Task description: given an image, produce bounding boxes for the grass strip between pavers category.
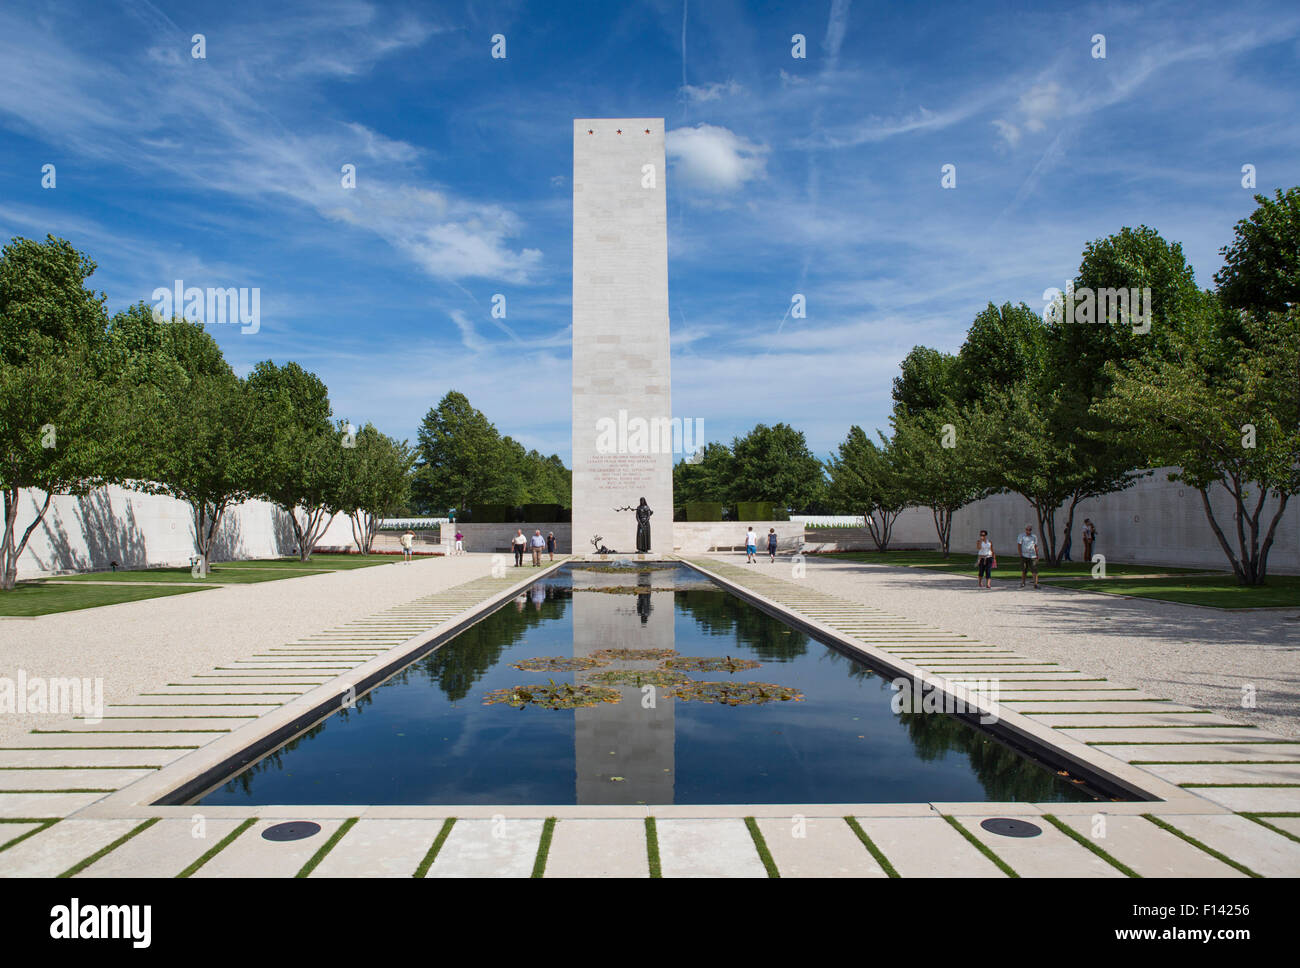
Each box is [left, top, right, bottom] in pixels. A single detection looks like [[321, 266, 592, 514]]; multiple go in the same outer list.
[[58, 818, 160, 878], [1041, 814, 1140, 877], [0, 818, 59, 854], [744, 817, 780, 878], [843, 817, 899, 878], [296, 817, 357, 878], [1241, 814, 1300, 846], [1141, 814, 1261, 878], [531, 817, 557, 878], [645, 817, 661, 878], [177, 817, 256, 878], [414, 818, 456, 878], [942, 815, 1018, 877]]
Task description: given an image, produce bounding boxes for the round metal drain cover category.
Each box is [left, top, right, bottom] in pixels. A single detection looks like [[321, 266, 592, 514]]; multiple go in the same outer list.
[[262, 821, 322, 842], [980, 818, 1042, 838]]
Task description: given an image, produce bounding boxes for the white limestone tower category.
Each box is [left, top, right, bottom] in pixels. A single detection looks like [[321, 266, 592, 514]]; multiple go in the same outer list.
[[571, 118, 674, 556]]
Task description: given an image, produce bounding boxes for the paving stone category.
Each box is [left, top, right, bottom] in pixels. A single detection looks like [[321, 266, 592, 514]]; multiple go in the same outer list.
[[309, 819, 447, 877], [52, 718, 252, 732], [1097, 744, 1300, 763], [0, 822, 45, 850], [1258, 817, 1300, 839], [656, 819, 767, 878], [544, 819, 648, 878], [0, 769, 152, 791], [76, 817, 244, 878], [1004, 702, 1190, 714], [425, 819, 543, 878], [852, 817, 1005, 877], [1064, 727, 1271, 744], [1142, 763, 1300, 785], [961, 815, 1124, 877], [2, 733, 212, 748], [1156, 814, 1300, 877], [755, 817, 886, 878], [0, 792, 108, 818], [192, 818, 345, 878], [0, 818, 139, 876], [1054, 814, 1245, 878], [0, 748, 183, 768], [1183, 787, 1300, 812], [1031, 713, 1235, 728]]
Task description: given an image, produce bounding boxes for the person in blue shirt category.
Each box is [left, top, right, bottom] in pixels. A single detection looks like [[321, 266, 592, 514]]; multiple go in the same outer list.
[[767, 528, 778, 563]]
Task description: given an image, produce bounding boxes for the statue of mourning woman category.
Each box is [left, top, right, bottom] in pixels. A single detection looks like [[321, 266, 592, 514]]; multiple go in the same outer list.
[[614, 498, 653, 553]]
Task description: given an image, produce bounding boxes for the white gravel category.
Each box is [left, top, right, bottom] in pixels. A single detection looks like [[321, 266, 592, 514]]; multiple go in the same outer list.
[[705, 553, 1300, 739]]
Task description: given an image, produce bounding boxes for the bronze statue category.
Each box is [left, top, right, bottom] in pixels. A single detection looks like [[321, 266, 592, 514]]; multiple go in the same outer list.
[[614, 498, 653, 552]]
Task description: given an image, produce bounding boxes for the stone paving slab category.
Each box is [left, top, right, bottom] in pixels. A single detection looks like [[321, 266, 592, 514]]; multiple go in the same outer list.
[[2, 733, 212, 748], [1182, 787, 1300, 812], [656, 819, 768, 877], [1157, 814, 1300, 877], [755, 817, 887, 878], [1005, 701, 1192, 714], [1029, 713, 1234, 728], [51, 718, 255, 732], [1053, 814, 1246, 878], [425, 819, 543, 878], [1141, 763, 1300, 785], [544, 819, 648, 878], [1259, 817, 1300, 839], [192, 818, 346, 878], [0, 792, 108, 818], [0, 769, 153, 791], [1062, 727, 1269, 744], [852, 817, 1006, 877], [0, 748, 183, 768], [961, 814, 1124, 877], [1101, 743, 1300, 763], [309, 819, 447, 878], [75, 817, 244, 878], [0, 818, 139, 876], [0, 822, 46, 850]]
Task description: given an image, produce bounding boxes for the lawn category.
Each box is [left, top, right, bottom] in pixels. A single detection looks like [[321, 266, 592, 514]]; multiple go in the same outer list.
[[1037, 575, 1300, 609], [0, 582, 211, 617], [45, 555, 397, 584], [822, 550, 1211, 579]]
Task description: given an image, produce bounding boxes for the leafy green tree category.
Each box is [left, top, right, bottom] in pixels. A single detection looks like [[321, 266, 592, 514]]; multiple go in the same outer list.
[[673, 442, 735, 504], [1215, 187, 1300, 314], [952, 302, 1048, 404], [1099, 302, 1299, 584], [892, 346, 959, 417], [825, 426, 907, 550], [332, 422, 415, 553], [729, 422, 825, 510], [246, 361, 338, 561], [0, 237, 118, 589], [891, 407, 991, 556]]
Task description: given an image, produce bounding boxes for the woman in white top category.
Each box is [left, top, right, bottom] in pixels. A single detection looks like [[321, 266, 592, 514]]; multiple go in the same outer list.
[[975, 530, 996, 589]]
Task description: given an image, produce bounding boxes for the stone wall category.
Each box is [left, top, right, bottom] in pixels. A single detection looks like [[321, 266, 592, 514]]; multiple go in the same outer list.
[[441, 523, 573, 555], [672, 521, 805, 555]]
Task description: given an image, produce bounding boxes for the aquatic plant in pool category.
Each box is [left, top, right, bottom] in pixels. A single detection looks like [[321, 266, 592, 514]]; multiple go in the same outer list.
[[195, 563, 1111, 806]]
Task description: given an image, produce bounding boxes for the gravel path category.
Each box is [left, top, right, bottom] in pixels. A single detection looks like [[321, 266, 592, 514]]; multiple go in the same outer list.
[[706, 553, 1300, 739], [0, 555, 499, 746]]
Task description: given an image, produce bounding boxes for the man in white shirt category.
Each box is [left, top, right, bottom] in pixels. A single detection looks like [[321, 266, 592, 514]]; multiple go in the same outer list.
[[1016, 525, 1040, 589], [512, 529, 527, 567], [400, 530, 414, 563], [744, 527, 757, 563]]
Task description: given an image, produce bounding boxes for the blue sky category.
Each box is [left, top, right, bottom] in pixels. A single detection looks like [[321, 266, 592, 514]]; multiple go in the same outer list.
[[2, 0, 1297, 463]]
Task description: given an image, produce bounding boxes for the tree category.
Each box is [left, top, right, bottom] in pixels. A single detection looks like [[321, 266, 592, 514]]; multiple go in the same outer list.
[[892, 346, 959, 418], [729, 422, 826, 510], [411, 391, 513, 514], [673, 442, 735, 505], [246, 361, 338, 561], [891, 407, 991, 556], [1099, 302, 1299, 584], [1215, 187, 1300, 314], [333, 422, 415, 554], [825, 427, 907, 550], [0, 237, 118, 589]]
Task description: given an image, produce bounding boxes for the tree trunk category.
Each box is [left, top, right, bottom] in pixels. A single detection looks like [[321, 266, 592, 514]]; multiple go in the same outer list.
[[931, 506, 952, 556], [1, 488, 53, 591]]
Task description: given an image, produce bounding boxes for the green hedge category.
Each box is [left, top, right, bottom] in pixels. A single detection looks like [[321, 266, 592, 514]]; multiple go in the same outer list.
[[469, 503, 510, 523], [735, 501, 775, 521], [523, 503, 562, 523], [683, 501, 724, 522]]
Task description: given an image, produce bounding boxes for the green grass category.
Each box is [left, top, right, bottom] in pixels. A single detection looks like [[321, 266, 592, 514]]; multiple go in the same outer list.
[[0, 581, 211, 616], [531, 817, 557, 878], [744, 817, 780, 878], [1041, 814, 1140, 877], [645, 817, 662, 878], [57, 817, 159, 877], [843, 816, 899, 878], [1037, 575, 1300, 609], [177, 817, 255, 878], [1142, 814, 1261, 877], [296, 817, 357, 878], [414, 818, 456, 878], [825, 549, 1213, 580], [942, 815, 1019, 877]]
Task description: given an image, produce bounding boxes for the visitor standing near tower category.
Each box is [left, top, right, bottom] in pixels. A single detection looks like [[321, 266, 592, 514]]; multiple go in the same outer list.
[[400, 530, 414, 563], [454, 530, 464, 555], [546, 531, 556, 560], [512, 529, 527, 566], [1082, 518, 1097, 561], [530, 529, 545, 566], [745, 527, 757, 563], [767, 528, 778, 563], [976, 530, 996, 588], [1017, 525, 1040, 589]]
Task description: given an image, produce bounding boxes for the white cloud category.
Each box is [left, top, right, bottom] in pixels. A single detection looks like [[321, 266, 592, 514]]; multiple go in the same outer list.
[[992, 119, 1021, 147], [1018, 82, 1063, 132], [679, 79, 744, 102], [666, 124, 767, 192]]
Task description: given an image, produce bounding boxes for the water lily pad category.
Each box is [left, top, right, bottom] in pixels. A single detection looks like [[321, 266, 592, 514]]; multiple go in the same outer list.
[[666, 681, 804, 706], [574, 584, 677, 595], [511, 656, 608, 672], [483, 681, 621, 709], [587, 668, 693, 688], [662, 655, 761, 673], [590, 648, 678, 662]]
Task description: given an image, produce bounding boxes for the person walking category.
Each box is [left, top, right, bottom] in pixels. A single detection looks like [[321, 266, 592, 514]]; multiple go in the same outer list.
[[400, 529, 414, 563], [1016, 524, 1040, 589], [546, 531, 555, 561], [1061, 530, 1072, 562], [767, 528, 778, 563], [745, 526, 758, 563], [454, 530, 464, 555], [1082, 518, 1097, 561], [512, 529, 526, 567], [530, 529, 545, 566], [976, 530, 996, 589]]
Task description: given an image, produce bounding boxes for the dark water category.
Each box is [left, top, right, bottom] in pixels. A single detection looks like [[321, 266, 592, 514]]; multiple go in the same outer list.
[[196, 563, 1098, 805]]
